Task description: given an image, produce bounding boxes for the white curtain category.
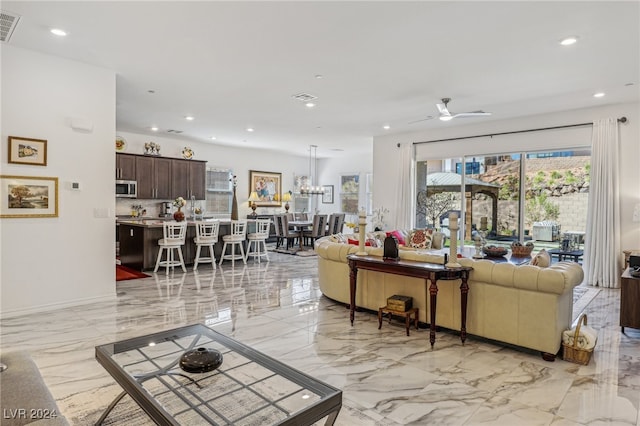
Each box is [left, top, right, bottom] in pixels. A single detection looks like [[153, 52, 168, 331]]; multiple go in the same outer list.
[[394, 143, 413, 229], [584, 118, 621, 288]]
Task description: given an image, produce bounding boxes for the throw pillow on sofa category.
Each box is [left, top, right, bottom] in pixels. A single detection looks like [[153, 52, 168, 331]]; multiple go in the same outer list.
[[347, 238, 375, 247], [408, 229, 433, 249], [530, 248, 551, 267], [386, 230, 406, 246]]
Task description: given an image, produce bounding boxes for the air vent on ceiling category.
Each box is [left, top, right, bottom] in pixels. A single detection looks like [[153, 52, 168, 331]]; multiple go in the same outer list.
[[0, 10, 21, 43], [292, 93, 318, 102], [166, 129, 183, 134]]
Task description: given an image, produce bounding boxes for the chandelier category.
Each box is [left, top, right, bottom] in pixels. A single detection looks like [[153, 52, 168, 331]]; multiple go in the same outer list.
[[300, 144, 325, 195]]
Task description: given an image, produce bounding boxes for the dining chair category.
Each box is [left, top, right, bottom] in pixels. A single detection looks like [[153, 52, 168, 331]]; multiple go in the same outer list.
[[280, 214, 300, 250], [219, 220, 247, 267], [154, 221, 187, 274], [272, 214, 284, 249], [303, 214, 328, 247], [193, 220, 220, 271], [245, 218, 271, 263]]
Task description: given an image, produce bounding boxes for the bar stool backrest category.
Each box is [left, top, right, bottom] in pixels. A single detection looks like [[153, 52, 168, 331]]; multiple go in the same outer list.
[[164, 221, 187, 242]]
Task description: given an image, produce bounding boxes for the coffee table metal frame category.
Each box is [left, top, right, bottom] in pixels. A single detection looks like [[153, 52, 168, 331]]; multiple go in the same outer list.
[[95, 324, 342, 425]]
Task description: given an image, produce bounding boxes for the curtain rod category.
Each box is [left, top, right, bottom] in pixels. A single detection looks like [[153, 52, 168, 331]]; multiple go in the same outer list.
[[412, 116, 628, 145]]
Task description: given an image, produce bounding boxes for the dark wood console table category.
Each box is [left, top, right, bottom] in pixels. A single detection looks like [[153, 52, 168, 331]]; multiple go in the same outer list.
[[347, 254, 472, 348]]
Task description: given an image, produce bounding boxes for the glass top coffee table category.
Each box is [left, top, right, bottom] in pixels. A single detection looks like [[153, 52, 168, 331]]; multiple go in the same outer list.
[[95, 324, 342, 425]]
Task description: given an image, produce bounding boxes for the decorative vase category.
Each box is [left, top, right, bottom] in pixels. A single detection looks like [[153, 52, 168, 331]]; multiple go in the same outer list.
[[173, 207, 185, 222], [231, 187, 238, 220], [179, 347, 223, 373]]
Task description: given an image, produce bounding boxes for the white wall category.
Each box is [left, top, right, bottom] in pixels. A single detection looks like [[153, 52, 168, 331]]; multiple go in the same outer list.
[[115, 131, 311, 218], [316, 152, 373, 222], [1, 46, 116, 316], [373, 102, 640, 252]]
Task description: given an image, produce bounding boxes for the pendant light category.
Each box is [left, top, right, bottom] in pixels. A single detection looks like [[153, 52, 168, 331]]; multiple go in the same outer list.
[[300, 144, 325, 195]]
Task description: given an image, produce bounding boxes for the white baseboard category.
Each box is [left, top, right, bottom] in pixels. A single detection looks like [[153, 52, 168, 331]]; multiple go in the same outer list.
[[0, 293, 116, 319]]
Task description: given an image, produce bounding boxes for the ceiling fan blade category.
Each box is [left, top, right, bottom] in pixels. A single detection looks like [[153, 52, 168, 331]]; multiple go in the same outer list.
[[451, 111, 492, 118], [408, 116, 434, 124]]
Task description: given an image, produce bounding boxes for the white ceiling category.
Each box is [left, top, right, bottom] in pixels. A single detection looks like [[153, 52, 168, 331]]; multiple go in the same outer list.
[[3, 1, 639, 158]]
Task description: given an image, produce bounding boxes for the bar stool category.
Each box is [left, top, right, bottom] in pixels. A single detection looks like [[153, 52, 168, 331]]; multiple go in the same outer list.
[[246, 219, 270, 263], [193, 221, 220, 271], [154, 221, 187, 274], [219, 220, 247, 267]]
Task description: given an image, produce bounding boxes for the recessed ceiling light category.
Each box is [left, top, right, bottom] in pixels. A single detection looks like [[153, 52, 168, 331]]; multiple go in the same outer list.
[[209, 136, 216, 140], [150, 126, 158, 131], [147, 90, 156, 94], [625, 82, 635, 86], [593, 92, 605, 98], [50, 28, 67, 36], [560, 36, 578, 46], [315, 74, 323, 79], [305, 102, 315, 108], [383, 125, 390, 130], [185, 116, 195, 121], [246, 127, 254, 132]]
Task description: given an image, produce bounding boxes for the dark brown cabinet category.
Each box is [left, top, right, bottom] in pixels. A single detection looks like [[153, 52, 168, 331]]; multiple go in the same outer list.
[[135, 156, 173, 199], [116, 153, 137, 180], [171, 159, 206, 199], [620, 267, 640, 332]]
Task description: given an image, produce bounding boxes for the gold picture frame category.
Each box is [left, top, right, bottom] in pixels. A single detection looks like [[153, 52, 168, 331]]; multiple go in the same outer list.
[[8, 136, 48, 166], [249, 170, 282, 207], [0, 175, 59, 218]]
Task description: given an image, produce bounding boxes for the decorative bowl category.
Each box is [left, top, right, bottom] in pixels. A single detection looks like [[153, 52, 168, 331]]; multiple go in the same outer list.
[[179, 347, 223, 373], [483, 246, 508, 257], [511, 243, 534, 257]]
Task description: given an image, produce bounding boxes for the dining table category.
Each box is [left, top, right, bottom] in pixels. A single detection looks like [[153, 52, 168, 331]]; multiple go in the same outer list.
[[288, 220, 313, 249]]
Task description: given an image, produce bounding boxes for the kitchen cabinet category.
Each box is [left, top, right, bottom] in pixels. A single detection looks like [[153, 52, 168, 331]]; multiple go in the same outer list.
[[115, 153, 136, 180], [136, 156, 172, 199], [171, 159, 207, 199]]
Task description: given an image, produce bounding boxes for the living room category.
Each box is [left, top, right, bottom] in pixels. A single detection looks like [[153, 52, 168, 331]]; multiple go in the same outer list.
[[1, 1, 639, 425]]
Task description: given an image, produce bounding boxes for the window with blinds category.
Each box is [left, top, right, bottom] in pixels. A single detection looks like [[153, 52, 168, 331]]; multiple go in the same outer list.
[[205, 168, 232, 215]]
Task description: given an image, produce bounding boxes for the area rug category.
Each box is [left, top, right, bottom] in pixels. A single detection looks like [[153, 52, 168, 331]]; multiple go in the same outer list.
[[572, 285, 601, 322], [271, 247, 317, 257], [116, 265, 150, 281]]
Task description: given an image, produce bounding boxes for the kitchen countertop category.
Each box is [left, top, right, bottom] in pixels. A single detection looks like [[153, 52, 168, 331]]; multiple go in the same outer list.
[[117, 217, 234, 228]]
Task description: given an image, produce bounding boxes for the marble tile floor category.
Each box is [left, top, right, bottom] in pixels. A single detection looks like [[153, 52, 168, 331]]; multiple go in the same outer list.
[[2, 253, 640, 425]]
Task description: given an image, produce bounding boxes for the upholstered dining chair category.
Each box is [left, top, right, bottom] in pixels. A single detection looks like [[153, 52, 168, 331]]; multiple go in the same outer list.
[[280, 214, 300, 250], [193, 220, 220, 271], [245, 218, 271, 263], [154, 221, 188, 274], [272, 214, 284, 249], [219, 220, 247, 267], [303, 214, 328, 247]]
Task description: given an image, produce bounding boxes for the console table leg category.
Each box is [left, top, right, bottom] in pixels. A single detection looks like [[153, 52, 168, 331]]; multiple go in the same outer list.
[[349, 261, 358, 325], [428, 276, 438, 348], [460, 271, 469, 344]]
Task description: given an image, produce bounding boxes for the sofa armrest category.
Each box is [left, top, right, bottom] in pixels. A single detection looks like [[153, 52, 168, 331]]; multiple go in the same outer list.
[[0, 352, 69, 426]]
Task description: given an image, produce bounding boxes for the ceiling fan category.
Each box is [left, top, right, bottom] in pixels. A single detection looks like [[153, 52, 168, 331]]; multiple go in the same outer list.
[[409, 98, 492, 123]]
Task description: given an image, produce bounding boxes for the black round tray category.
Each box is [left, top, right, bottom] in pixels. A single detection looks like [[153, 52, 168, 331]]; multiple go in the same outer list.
[[179, 347, 223, 373]]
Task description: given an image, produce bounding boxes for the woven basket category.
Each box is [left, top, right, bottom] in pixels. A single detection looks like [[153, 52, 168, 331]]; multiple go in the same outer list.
[[562, 314, 594, 365], [511, 244, 534, 257]]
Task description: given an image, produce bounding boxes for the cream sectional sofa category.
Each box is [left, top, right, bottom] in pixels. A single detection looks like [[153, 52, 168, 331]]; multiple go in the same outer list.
[[315, 232, 585, 359]]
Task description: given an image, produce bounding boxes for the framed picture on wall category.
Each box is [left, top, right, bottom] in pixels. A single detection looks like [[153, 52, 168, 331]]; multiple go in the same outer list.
[[322, 185, 334, 204], [8, 136, 48, 166], [0, 175, 59, 218], [249, 170, 282, 207]]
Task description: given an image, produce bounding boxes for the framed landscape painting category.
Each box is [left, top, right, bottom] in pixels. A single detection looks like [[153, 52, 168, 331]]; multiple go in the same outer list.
[[8, 136, 48, 166], [0, 175, 58, 218], [249, 170, 282, 207]]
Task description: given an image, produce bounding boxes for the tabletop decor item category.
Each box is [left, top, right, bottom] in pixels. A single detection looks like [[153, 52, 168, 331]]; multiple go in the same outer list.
[[173, 196, 186, 222], [144, 141, 160, 155], [230, 175, 238, 220], [179, 347, 223, 373], [8, 136, 48, 166], [511, 241, 534, 257], [182, 146, 194, 159], [446, 212, 462, 268], [115, 136, 126, 152], [483, 245, 508, 257]]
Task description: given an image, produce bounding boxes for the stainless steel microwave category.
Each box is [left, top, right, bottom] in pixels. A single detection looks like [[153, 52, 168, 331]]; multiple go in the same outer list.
[[115, 180, 137, 198]]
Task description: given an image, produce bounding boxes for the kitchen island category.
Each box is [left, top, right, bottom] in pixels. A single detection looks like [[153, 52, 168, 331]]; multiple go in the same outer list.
[[118, 219, 236, 271]]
